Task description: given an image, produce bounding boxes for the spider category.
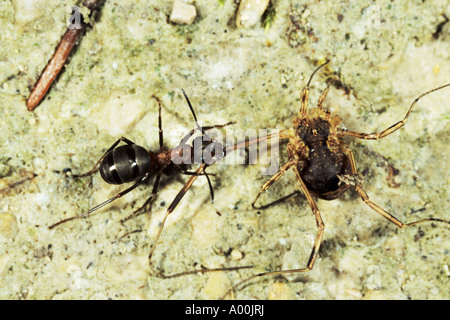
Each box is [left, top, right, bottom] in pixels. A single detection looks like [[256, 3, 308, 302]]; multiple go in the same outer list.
[[223, 61, 450, 298]]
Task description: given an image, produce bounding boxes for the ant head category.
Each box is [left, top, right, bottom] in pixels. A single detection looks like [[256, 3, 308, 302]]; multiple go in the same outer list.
[[170, 144, 193, 166], [192, 137, 225, 165]]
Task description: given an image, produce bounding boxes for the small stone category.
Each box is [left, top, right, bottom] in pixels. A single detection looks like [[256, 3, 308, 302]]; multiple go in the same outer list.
[[170, 0, 197, 25], [230, 249, 243, 261], [0, 213, 19, 240], [236, 0, 270, 29]]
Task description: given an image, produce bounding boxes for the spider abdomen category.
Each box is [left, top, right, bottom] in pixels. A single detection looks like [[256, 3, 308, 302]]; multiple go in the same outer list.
[[300, 140, 351, 200]]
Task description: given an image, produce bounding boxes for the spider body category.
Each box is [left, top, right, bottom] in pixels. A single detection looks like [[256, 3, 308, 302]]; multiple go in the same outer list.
[[293, 113, 352, 200]]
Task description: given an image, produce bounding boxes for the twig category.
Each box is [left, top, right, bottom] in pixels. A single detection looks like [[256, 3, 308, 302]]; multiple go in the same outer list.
[[26, 0, 104, 111]]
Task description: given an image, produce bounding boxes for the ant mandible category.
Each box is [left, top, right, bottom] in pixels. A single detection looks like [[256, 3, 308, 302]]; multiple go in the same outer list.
[[223, 61, 450, 298], [49, 91, 271, 278]]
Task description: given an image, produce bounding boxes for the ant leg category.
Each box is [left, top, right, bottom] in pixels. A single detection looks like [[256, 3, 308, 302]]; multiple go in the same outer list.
[[177, 169, 214, 176], [251, 158, 296, 209], [49, 172, 149, 229], [344, 147, 449, 228], [200, 167, 215, 204], [148, 163, 204, 266], [151, 95, 164, 151], [338, 83, 450, 140], [73, 136, 136, 178], [121, 169, 163, 224], [222, 165, 325, 299], [148, 163, 252, 278]]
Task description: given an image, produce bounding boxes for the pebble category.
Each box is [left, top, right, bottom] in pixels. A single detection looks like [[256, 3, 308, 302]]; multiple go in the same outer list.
[[170, 0, 197, 25], [236, 0, 270, 29], [0, 212, 19, 240], [230, 249, 243, 261]]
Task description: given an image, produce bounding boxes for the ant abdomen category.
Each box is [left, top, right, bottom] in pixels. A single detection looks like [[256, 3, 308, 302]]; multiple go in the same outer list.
[[100, 144, 153, 185]]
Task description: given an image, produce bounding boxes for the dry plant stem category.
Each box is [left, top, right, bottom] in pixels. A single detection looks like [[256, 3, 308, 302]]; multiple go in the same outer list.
[[26, 28, 82, 111], [26, 0, 103, 111]]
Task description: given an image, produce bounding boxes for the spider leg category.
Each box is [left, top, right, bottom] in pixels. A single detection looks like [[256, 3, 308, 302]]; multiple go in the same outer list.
[[299, 84, 310, 119], [223, 129, 290, 156], [338, 83, 450, 140], [251, 191, 301, 210], [317, 86, 330, 112], [251, 158, 296, 209], [299, 61, 329, 119], [344, 147, 449, 227], [222, 164, 325, 299]]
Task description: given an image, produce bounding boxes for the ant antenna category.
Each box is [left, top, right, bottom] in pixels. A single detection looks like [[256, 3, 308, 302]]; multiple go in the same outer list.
[[181, 88, 214, 145], [204, 167, 215, 204], [181, 89, 201, 131], [181, 89, 216, 204]]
